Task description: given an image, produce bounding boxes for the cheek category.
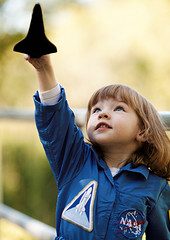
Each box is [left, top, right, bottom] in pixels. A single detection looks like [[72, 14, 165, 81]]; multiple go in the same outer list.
[[86, 120, 95, 141], [86, 122, 92, 133], [86, 116, 94, 130]]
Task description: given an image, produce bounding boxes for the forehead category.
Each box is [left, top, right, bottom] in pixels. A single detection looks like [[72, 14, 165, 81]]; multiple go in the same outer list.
[[92, 97, 126, 106], [91, 92, 131, 108]]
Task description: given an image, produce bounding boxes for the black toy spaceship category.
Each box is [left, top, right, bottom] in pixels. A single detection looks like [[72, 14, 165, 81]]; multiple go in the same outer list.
[[13, 3, 57, 58]]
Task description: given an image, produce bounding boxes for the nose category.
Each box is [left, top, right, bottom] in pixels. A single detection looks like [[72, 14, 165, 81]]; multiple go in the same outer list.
[[98, 111, 111, 119]]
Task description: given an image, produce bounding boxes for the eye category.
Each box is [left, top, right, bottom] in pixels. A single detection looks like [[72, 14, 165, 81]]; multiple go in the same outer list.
[[114, 106, 125, 112], [92, 107, 101, 113]]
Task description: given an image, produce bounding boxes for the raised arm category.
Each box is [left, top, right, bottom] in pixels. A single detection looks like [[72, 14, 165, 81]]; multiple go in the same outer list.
[[26, 54, 86, 187], [25, 54, 57, 92]]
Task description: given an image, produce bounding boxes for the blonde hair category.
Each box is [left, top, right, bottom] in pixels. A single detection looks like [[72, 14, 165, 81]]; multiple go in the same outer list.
[[86, 84, 170, 179]]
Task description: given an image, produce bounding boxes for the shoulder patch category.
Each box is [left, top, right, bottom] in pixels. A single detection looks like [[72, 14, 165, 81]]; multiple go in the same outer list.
[[119, 209, 145, 238], [62, 181, 98, 232]]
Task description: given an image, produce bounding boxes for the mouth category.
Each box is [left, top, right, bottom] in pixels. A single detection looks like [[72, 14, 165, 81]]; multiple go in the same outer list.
[[95, 122, 112, 130]]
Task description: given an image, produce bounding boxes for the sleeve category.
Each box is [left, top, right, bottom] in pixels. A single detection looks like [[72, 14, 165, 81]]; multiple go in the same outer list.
[[33, 86, 86, 188], [145, 182, 170, 240]]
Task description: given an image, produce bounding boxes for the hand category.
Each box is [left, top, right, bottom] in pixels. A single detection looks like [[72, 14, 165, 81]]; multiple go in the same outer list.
[[24, 54, 52, 72]]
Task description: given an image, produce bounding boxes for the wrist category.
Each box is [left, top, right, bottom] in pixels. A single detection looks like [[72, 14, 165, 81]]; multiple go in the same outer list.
[[36, 60, 53, 72]]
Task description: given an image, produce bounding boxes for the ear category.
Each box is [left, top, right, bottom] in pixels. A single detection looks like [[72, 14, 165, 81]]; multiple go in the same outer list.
[[136, 129, 147, 143]]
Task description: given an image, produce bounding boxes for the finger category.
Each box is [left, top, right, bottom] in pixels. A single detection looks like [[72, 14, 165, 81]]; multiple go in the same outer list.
[[24, 54, 30, 60]]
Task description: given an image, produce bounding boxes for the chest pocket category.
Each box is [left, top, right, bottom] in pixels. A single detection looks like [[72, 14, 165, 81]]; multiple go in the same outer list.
[[110, 192, 148, 239]]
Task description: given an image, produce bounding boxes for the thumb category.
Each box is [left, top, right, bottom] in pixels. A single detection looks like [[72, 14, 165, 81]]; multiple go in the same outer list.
[[24, 54, 30, 61]]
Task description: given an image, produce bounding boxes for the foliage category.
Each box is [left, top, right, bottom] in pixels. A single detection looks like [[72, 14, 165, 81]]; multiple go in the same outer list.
[[0, 0, 5, 7], [0, 33, 24, 59], [0, 0, 170, 110], [1, 121, 57, 227]]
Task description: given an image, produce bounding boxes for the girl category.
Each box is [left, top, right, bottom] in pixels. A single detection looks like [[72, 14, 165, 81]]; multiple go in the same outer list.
[[26, 55, 170, 240]]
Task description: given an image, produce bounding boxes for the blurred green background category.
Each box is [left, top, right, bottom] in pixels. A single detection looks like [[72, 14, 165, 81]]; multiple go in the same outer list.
[[0, 0, 170, 239]]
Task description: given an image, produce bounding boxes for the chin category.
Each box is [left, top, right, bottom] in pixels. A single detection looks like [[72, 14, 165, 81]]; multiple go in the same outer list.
[[94, 138, 112, 146]]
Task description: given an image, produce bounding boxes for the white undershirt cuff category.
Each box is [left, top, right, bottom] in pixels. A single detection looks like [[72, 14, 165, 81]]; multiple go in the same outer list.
[[39, 84, 61, 106]]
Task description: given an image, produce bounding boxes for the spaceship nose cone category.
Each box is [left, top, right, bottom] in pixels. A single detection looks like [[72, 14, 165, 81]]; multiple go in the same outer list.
[[13, 3, 57, 58]]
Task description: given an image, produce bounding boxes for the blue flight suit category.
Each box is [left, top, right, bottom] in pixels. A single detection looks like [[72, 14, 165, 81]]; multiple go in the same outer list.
[[34, 87, 170, 240]]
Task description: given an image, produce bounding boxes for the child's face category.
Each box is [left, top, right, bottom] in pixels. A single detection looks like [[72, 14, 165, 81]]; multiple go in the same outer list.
[[87, 97, 142, 151]]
